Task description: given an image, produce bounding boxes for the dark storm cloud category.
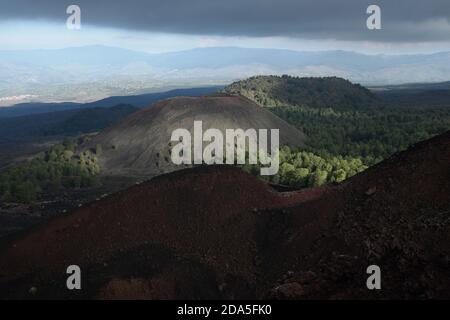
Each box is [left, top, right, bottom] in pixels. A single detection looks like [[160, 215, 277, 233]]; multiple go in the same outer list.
[[1, 0, 450, 42]]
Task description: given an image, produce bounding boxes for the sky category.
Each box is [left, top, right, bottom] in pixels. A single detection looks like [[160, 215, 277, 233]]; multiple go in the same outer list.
[[1, 0, 450, 54]]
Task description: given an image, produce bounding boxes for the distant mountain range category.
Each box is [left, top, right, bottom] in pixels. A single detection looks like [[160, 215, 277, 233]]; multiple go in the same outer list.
[[2, 45, 450, 104]]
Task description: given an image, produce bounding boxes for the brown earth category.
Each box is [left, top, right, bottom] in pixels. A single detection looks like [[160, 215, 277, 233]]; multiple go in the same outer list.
[[0, 131, 449, 299]]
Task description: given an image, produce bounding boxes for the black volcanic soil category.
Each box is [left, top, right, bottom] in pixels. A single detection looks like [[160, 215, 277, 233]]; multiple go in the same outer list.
[[85, 94, 306, 177], [0, 131, 449, 299], [0, 175, 137, 239]]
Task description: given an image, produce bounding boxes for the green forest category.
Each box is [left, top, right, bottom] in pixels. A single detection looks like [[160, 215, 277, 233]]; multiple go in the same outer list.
[[224, 75, 379, 109], [242, 146, 368, 188], [272, 105, 450, 165], [0, 138, 101, 203], [2, 75, 450, 202], [227, 75, 450, 187]]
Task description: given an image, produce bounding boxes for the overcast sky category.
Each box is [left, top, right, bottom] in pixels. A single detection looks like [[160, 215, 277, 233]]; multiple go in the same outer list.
[[1, 0, 450, 53]]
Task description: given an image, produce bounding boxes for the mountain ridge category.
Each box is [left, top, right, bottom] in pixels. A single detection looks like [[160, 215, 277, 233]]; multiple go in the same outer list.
[[223, 75, 380, 109]]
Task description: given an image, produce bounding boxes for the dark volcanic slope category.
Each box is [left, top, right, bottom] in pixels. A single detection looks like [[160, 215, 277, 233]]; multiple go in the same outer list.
[[0, 104, 138, 140], [0, 131, 449, 299], [84, 95, 306, 176]]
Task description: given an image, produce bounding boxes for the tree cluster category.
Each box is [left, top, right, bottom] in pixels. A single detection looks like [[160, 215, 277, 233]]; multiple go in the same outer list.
[[0, 138, 101, 203]]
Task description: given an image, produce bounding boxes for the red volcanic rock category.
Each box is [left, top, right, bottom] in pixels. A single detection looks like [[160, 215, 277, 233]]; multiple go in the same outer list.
[[0, 131, 449, 299]]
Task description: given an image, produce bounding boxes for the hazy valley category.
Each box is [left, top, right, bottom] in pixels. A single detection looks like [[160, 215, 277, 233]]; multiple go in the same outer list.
[[3, 46, 450, 106]]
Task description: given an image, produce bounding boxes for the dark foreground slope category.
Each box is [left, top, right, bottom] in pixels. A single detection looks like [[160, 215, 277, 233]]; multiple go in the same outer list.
[[0, 131, 449, 299]]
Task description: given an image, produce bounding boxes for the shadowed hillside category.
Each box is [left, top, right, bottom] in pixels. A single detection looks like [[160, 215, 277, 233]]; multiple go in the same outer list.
[[42, 104, 139, 136], [0, 105, 138, 140], [0, 131, 449, 299], [83, 95, 306, 177]]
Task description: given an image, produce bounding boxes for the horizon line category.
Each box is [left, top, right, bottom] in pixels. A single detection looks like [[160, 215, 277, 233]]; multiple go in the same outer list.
[[1, 44, 450, 57]]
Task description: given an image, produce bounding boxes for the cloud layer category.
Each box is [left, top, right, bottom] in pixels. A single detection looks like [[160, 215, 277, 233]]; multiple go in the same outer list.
[[1, 0, 450, 42]]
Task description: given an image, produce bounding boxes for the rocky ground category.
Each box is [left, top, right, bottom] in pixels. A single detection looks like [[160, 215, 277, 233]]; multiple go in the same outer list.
[[0, 131, 449, 299]]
